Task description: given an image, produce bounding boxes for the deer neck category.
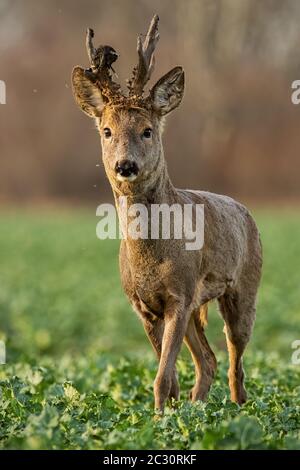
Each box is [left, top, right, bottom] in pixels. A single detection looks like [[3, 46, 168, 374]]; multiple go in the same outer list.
[[111, 153, 178, 257]]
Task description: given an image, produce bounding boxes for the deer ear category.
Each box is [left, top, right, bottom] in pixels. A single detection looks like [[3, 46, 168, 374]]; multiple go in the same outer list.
[[150, 66, 184, 116], [71, 66, 105, 118]]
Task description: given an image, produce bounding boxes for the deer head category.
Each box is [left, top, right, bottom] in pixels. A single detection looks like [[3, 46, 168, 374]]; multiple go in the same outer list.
[[72, 15, 185, 196]]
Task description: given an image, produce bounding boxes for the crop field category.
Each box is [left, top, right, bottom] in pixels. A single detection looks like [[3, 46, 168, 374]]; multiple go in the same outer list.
[[0, 209, 299, 449]]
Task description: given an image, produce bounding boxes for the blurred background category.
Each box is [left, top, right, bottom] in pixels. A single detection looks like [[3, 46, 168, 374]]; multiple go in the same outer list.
[[0, 0, 299, 361], [1, 0, 300, 203]]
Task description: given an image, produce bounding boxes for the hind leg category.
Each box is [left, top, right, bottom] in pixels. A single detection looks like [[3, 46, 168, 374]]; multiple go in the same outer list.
[[218, 291, 256, 405], [184, 309, 217, 401]]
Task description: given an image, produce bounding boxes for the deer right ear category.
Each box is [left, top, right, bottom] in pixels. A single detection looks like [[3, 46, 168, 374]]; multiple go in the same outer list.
[[71, 66, 105, 118]]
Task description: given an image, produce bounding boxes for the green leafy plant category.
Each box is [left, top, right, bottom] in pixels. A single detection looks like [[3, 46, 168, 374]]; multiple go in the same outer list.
[[0, 210, 299, 449]]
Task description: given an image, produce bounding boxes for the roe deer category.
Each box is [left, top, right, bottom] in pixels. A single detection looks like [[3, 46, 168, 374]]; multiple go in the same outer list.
[[72, 15, 262, 412]]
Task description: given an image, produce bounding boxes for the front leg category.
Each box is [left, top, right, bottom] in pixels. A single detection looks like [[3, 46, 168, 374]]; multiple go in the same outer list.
[[154, 299, 189, 412], [142, 314, 180, 402]]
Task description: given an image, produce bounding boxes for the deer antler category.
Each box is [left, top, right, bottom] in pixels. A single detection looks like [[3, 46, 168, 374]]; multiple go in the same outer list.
[[85, 27, 122, 102], [127, 14, 160, 97]]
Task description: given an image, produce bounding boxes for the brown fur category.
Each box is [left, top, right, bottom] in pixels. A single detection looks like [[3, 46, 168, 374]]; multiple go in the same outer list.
[[71, 20, 262, 412]]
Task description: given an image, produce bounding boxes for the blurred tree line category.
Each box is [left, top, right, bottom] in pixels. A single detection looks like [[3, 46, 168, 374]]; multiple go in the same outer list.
[[1, 0, 300, 204]]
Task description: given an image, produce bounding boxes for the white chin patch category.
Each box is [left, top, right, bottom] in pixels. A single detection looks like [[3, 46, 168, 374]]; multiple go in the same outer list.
[[116, 174, 138, 182]]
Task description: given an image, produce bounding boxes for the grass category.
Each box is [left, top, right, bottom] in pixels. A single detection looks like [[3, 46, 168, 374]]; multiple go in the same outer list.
[[0, 208, 300, 449]]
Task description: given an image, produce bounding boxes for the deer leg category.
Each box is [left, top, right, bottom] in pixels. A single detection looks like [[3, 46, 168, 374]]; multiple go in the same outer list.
[[142, 316, 179, 401], [153, 304, 188, 412], [218, 291, 256, 405], [184, 310, 217, 401]]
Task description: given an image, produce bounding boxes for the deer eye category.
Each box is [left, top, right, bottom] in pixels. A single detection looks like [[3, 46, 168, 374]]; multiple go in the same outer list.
[[142, 128, 152, 139], [103, 128, 112, 138]]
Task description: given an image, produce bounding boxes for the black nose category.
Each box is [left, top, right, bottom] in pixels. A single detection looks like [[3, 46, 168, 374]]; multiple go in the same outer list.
[[115, 160, 139, 177]]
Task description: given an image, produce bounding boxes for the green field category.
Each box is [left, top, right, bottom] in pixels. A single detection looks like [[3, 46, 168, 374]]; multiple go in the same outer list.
[[0, 209, 299, 449]]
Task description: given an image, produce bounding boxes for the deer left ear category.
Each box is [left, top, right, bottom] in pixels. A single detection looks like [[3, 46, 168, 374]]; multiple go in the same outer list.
[[150, 66, 185, 116], [71, 66, 106, 118]]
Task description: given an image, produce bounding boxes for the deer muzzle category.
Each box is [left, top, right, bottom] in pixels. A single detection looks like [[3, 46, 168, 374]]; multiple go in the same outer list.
[[115, 160, 139, 181]]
